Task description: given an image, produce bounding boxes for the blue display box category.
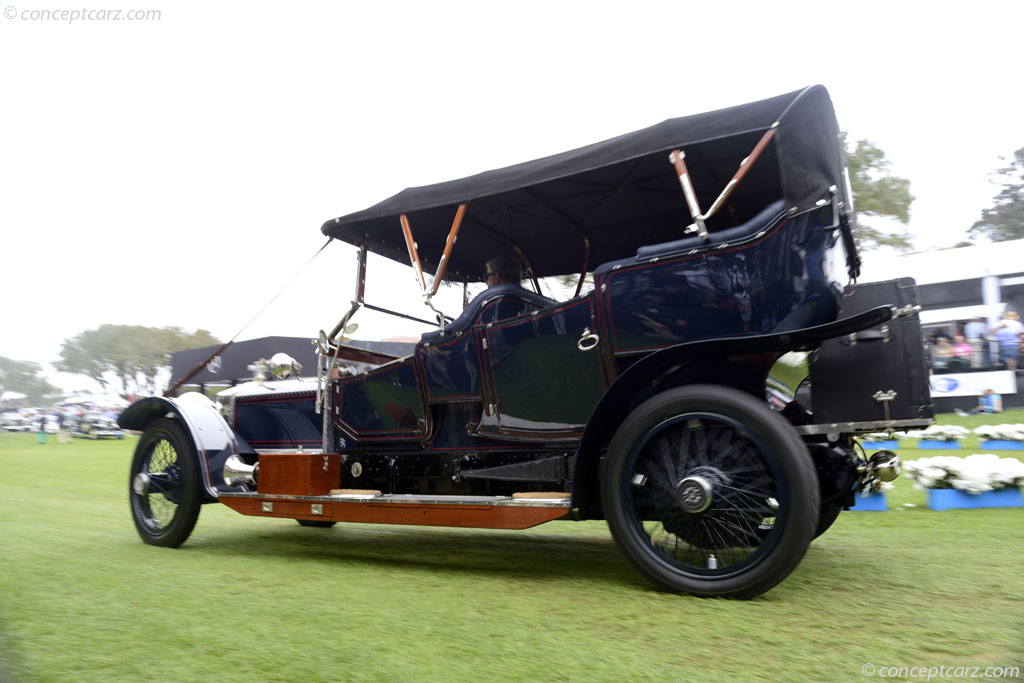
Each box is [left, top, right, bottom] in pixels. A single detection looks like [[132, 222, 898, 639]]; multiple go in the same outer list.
[[861, 440, 899, 450], [851, 492, 888, 511], [979, 440, 1024, 450], [927, 487, 1023, 511], [918, 440, 961, 450]]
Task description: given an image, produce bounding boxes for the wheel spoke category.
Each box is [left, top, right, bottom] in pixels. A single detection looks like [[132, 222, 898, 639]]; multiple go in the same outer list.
[[655, 437, 679, 484]]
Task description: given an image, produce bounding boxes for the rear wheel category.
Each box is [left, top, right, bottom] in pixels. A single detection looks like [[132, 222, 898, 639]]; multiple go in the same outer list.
[[129, 418, 202, 547], [601, 385, 819, 599]]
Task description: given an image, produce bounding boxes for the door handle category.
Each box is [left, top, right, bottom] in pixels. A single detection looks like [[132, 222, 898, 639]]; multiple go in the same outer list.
[[577, 327, 600, 351]]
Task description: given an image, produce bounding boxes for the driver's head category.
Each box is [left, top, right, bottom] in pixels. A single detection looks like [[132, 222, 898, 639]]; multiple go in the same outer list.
[[485, 256, 522, 286]]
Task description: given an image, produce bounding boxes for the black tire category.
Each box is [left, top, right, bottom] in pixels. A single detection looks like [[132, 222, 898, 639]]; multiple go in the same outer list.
[[601, 385, 820, 599], [129, 418, 202, 547], [814, 502, 843, 539], [296, 519, 337, 528]]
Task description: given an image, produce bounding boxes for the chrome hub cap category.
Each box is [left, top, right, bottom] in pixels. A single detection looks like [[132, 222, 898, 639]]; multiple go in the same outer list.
[[132, 472, 151, 496], [676, 475, 713, 513]]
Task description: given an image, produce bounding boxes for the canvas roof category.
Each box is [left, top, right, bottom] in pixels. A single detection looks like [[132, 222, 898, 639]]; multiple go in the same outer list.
[[322, 85, 847, 281]]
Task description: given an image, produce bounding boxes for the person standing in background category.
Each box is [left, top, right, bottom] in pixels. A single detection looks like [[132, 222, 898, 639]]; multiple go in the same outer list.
[[57, 411, 71, 444], [995, 311, 1024, 371], [964, 316, 990, 368], [36, 413, 47, 444]]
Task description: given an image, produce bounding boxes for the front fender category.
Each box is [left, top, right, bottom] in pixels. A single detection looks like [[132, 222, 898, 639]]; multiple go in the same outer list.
[[571, 304, 895, 519], [119, 393, 241, 499]]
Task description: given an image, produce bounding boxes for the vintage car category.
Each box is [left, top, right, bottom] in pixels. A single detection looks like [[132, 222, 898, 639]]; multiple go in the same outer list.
[[71, 411, 124, 439], [119, 85, 932, 598], [1, 413, 33, 432]]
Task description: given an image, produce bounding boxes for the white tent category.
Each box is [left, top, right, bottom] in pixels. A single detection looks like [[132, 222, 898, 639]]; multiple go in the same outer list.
[[59, 394, 130, 409]]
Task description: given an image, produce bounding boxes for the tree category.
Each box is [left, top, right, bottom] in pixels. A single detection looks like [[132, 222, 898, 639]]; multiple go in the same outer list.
[[0, 356, 59, 404], [968, 146, 1024, 242], [844, 135, 915, 252], [55, 325, 220, 396]]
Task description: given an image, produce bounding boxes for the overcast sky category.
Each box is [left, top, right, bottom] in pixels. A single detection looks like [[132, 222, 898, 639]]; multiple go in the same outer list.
[[2, 1, 1022, 393]]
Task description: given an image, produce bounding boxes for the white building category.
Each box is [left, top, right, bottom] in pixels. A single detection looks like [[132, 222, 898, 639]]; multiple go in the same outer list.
[[860, 240, 1024, 407], [861, 239, 1024, 334]]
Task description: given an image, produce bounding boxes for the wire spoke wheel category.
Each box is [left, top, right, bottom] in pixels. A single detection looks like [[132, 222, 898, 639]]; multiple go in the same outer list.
[[129, 418, 202, 547], [629, 415, 781, 575], [602, 385, 819, 599], [135, 438, 183, 532]]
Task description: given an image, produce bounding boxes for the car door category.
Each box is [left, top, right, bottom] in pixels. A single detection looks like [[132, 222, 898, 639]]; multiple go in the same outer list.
[[476, 296, 607, 440]]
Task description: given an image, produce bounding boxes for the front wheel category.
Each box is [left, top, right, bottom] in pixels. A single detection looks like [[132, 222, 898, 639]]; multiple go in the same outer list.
[[129, 418, 202, 547], [601, 385, 819, 599]]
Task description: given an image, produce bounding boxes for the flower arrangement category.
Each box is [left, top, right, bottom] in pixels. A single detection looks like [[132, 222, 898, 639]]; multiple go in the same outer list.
[[905, 425, 970, 442], [973, 424, 1024, 441], [861, 431, 914, 442], [859, 433, 898, 449], [903, 454, 1024, 494]]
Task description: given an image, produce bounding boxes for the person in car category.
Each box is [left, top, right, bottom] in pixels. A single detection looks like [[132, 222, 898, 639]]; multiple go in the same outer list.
[[484, 256, 525, 289]]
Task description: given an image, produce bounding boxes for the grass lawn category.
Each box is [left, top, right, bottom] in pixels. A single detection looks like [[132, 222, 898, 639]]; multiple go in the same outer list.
[[1, 414, 1023, 682]]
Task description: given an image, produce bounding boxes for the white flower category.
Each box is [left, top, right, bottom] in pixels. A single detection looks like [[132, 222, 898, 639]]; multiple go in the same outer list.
[[862, 432, 893, 442], [903, 454, 1024, 492], [973, 423, 1024, 441], [911, 425, 969, 441]]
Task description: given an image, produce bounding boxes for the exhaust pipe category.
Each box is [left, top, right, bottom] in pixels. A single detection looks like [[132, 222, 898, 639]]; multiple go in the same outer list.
[[223, 454, 259, 490]]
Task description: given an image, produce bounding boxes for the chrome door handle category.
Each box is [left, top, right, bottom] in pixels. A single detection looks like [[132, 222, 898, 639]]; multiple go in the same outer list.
[[577, 327, 600, 351]]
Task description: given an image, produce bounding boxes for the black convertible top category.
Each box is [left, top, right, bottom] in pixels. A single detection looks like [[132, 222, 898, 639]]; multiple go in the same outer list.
[[323, 85, 849, 282]]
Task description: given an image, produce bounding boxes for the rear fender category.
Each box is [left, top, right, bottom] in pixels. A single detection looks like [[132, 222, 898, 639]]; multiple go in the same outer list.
[[571, 304, 895, 519], [118, 393, 241, 499]]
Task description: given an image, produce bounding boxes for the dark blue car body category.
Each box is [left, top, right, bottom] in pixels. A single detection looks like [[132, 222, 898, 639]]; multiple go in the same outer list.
[[121, 86, 932, 598]]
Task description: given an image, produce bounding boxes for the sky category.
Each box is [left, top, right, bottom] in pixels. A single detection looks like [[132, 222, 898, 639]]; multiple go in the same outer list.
[[1, 0, 1022, 393]]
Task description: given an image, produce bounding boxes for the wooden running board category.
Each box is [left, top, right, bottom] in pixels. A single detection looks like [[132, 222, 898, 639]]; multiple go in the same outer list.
[[218, 492, 572, 530]]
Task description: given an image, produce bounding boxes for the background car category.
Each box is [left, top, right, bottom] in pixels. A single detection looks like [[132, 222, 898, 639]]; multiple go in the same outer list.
[[71, 412, 124, 439], [1, 413, 33, 432]]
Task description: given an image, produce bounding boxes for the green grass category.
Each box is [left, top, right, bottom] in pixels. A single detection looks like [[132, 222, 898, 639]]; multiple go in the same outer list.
[[921, 406, 1024, 433], [1, 421, 1023, 682]]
